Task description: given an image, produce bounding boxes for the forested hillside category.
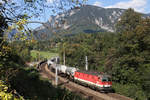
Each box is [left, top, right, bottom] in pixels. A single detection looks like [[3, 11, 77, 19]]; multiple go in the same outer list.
[[58, 9, 150, 100], [0, 0, 87, 100], [0, 27, 84, 100], [1, 0, 150, 99]]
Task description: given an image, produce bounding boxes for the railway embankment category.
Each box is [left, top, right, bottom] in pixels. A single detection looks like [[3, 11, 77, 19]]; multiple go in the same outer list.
[[40, 63, 133, 100]]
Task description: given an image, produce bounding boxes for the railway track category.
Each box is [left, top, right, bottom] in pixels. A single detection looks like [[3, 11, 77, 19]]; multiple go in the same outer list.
[[40, 63, 133, 100]]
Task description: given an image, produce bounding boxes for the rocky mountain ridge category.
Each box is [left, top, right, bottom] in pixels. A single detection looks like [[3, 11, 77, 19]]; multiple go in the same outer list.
[[34, 5, 150, 40]]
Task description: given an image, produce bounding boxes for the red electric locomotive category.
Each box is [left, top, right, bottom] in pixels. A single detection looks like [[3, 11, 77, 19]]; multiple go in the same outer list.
[[74, 70, 112, 92]]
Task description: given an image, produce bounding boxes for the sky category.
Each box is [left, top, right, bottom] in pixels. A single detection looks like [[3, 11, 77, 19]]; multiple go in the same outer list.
[[2, 0, 149, 29], [45, 0, 150, 13], [28, 0, 150, 29], [88, 0, 150, 13]]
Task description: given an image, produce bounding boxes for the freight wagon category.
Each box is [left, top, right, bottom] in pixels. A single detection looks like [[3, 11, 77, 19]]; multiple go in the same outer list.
[[46, 59, 112, 92]]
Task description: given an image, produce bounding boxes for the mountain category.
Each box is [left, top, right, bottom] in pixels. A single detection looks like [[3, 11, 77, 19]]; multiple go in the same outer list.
[[143, 13, 150, 18], [33, 5, 149, 40]]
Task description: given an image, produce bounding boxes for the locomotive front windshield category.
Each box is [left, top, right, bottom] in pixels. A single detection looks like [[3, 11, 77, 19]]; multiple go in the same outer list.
[[101, 77, 111, 82]]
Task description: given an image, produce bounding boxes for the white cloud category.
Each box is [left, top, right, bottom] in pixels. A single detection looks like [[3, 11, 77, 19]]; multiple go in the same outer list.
[[105, 0, 147, 13], [93, 1, 102, 7]]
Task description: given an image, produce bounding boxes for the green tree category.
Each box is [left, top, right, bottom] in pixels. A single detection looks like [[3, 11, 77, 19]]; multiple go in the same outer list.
[[116, 8, 142, 33], [111, 9, 150, 100], [1, 0, 88, 99], [0, 13, 8, 43]]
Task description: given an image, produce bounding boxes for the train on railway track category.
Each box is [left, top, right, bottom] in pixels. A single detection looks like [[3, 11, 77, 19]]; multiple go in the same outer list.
[[46, 58, 112, 92]]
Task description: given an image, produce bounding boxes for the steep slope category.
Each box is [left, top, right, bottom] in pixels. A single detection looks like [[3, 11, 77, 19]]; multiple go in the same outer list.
[[33, 5, 149, 40]]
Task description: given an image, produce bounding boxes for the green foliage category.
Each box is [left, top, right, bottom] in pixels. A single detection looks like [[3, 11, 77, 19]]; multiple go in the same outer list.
[[9, 41, 31, 62], [0, 13, 8, 33], [0, 80, 24, 100], [1, 4, 150, 100], [59, 32, 117, 70], [0, 40, 84, 100], [116, 8, 142, 33], [112, 9, 150, 100], [0, 41, 25, 83], [112, 83, 147, 100], [9, 67, 85, 100], [58, 9, 150, 100], [0, 0, 88, 99]]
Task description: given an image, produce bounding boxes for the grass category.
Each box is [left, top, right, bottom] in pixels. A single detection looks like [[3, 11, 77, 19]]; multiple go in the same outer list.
[[31, 50, 59, 59]]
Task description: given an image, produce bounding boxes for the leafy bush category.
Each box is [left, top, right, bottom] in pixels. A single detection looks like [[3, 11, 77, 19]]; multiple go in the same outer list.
[[9, 67, 85, 100], [0, 80, 24, 100], [113, 83, 147, 100]]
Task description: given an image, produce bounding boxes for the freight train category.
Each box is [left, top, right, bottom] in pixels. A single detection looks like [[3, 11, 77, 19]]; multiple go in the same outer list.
[[46, 59, 112, 92]]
